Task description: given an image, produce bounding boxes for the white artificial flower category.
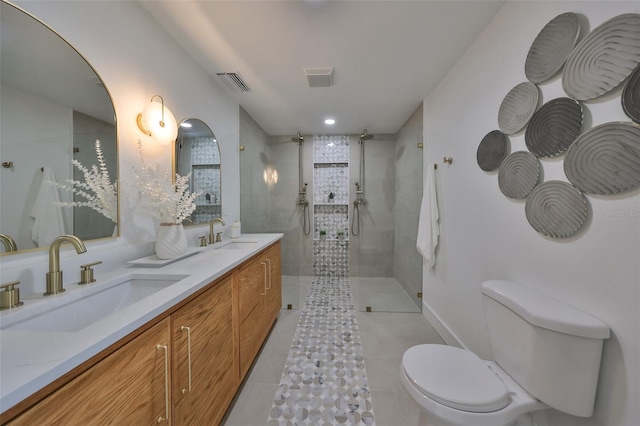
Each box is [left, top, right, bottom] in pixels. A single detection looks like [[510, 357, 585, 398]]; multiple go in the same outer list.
[[130, 141, 199, 225], [49, 139, 117, 222]]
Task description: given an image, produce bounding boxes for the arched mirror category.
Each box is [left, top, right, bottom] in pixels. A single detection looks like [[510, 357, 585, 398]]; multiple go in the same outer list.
[[175, 119, 221, 225], [0, 1, 118, 255]]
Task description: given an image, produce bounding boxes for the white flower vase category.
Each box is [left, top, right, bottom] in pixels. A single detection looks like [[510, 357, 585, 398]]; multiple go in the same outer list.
[[155, 223, 187, 259]]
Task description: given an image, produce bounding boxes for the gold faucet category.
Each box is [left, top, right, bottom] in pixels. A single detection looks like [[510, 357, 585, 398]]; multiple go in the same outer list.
[[45, 235, 87, 296], [0, 234, 17, 253], [209, 217, 225, 244]]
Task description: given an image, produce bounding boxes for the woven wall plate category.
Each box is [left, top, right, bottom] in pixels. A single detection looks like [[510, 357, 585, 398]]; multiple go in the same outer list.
[[563, 13, 640, 101], [622, 63, 640, 124], [525, 181, 588, 239], [564, 122, 640, 195], [498, 82, 539, 135], [477, 130, 510, 171], [525, 13, 581, 84], [498, 151, 541, 199], [525, 97, 583, 158]]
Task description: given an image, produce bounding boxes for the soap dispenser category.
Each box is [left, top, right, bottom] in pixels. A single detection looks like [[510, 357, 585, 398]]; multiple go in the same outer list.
[[230, 221, 241, 239]]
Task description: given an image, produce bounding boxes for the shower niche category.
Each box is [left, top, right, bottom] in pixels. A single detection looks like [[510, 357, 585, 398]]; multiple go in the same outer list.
[[313, 162, 349, 241]]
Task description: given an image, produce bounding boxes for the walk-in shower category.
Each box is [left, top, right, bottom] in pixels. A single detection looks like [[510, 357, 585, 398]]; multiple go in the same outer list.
[[293, 132, 310, 235], [239, 111, 424, 315]]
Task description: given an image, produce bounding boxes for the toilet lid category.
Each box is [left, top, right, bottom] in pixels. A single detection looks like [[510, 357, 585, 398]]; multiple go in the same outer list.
[[402, 344, 511, 413]]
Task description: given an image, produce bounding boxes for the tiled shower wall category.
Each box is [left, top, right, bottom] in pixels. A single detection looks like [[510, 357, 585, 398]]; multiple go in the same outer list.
[[313, 135, 350, 277], [239, 107, 270, 233], [348, 134, 396, 278], [239, 107, 306, 276], [73, 111, 116, 241]]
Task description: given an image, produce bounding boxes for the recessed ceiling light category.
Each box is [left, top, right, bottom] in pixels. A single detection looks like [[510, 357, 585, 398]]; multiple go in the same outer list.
[[324, 118, 336, 125]]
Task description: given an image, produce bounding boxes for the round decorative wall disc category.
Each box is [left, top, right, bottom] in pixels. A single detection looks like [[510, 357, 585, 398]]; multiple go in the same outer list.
[[525, 181, 588, 239], [525, 12, 581, 84], [622, 63, 640, 124], [498, 151, 541, 199], [477, 130, 509, 171], [563, 13, 640, 101], [525, 97, 583, 158], [564, 122, 640, 195], [498, 82, 539, 135]]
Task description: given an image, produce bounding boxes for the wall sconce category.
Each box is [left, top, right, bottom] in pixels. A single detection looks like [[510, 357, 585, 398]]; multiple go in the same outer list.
[[137, 95, 178, 146], [263, 168, 278, 185]]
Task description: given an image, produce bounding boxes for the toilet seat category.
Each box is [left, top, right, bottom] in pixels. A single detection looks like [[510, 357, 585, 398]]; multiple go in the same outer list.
[[402, 344, 511, 413]]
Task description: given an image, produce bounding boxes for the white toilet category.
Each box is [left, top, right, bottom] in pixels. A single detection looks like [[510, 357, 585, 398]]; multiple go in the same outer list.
[[401, 280, 610, 426]]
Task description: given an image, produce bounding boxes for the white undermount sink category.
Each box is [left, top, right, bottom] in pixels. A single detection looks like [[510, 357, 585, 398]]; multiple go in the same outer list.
[[208, 238, 259, 250], [0, 273, 189, 333]]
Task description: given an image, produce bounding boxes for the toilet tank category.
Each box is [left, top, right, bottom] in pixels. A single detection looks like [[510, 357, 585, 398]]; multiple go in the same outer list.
[[481, 280, 610, 418]]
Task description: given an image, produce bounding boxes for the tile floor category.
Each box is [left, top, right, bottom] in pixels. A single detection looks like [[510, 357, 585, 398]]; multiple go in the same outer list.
[[223, 277, 444, 426], [353, 277, 422, 313]]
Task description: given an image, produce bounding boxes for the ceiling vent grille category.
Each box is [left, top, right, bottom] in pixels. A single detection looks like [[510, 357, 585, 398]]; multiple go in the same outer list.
[[304, 68, 333, 88], [216, 72, 251, 92]]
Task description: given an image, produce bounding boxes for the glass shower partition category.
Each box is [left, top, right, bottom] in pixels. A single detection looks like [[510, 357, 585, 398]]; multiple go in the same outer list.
[[239, 120, 301, 310], [350, 132, 423, 313]]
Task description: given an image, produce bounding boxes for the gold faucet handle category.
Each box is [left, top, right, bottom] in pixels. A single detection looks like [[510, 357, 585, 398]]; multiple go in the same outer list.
[[216, 232, 223, 243], [0, 280, 23, 310], [199, 236, 208, 247], [79, 261, 103, 285]]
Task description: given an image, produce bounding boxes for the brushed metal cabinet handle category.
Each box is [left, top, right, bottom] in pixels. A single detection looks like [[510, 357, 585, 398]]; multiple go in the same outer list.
[[156, 344, 169, 423], [180, 326, 192, 394]]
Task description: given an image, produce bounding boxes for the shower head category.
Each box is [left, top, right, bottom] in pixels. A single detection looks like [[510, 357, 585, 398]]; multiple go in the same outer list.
[[291, 132, 304, 143], [359, 129, 374, 141]]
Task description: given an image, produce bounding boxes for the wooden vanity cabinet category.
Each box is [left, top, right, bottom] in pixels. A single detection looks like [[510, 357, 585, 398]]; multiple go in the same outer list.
[[237, 242, 282, 379], [237, 250, 270, 378], [10, 318, 172, 425], [6, 240, 282, 426], [171, 274, 235, 426], [264, 242, 282, 326]]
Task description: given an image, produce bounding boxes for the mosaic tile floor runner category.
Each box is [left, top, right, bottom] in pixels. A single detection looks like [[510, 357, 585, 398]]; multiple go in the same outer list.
[[267, 276, 375, 425]]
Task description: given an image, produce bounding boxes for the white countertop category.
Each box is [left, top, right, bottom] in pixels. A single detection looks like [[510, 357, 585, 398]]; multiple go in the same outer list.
[[0, 233, 282, 414]]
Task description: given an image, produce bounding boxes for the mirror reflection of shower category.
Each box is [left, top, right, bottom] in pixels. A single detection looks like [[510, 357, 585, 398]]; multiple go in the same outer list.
[[352, 129, 373, 236], [293, 132, 311, 235]]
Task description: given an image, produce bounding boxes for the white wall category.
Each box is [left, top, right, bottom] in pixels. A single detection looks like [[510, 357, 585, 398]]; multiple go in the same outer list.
[[2, 1, 240, 295], [422, 2, 639, 426]]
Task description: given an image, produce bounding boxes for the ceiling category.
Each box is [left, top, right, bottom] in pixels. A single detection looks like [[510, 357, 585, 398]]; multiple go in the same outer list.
[[142, 1, 505, 137]]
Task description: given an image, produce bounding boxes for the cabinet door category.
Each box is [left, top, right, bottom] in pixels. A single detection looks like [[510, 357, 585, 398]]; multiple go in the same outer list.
[[10, 319, 172, 426], [171, 275, 235, 426], [237, 253, 268, 378], [265, 242, 282, 325]]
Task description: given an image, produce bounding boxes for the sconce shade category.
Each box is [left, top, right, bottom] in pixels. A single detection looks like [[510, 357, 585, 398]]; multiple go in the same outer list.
[[137, 96, 178, 146]]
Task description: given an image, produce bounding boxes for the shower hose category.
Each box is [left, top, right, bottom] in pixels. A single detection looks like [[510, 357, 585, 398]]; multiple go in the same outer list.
[[302, 201, 311, 235], [351, 201, 360, 236]]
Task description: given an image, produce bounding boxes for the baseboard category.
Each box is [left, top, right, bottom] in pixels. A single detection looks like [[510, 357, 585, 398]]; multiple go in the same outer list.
[[422, 299, 466, 349]]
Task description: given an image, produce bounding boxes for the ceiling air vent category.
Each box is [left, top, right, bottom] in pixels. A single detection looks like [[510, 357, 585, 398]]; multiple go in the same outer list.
[[216, 72, 251, 92], [304, 68, 333, 88]]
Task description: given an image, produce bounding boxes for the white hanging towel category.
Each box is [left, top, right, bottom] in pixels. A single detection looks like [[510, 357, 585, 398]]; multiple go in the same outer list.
[[416, 164, 439, 268], [30, 167, 66, 247]]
